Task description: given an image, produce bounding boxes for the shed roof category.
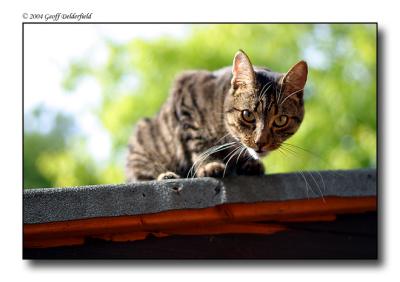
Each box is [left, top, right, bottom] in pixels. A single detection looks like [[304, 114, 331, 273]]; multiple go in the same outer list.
[[23, 169, 377, 250]]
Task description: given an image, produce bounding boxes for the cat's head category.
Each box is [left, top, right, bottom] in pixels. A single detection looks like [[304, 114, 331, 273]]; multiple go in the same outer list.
[[224, 50, 307, 159]]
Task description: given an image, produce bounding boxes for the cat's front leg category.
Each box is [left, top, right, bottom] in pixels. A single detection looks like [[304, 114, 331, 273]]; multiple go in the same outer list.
[[237, 159, 265, 176], [196, 161, 226, 178], [157, 171, 181, 180]]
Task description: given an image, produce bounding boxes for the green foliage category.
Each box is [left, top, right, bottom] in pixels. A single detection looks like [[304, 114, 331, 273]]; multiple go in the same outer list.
[[24, 108, 124, 188], [24, 110, 74, 188], [24, 24, 376, 188]]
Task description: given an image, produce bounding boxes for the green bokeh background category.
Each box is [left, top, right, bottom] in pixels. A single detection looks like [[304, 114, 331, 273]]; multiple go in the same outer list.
[[23, 24, 376, 189]]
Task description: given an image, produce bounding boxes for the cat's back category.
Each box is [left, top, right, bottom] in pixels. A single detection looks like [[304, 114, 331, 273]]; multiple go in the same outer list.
[[162, 67, 231, 123], [168, 68, 229, 103], [131, 68, 228, 142], [126, 67, 231, 181]]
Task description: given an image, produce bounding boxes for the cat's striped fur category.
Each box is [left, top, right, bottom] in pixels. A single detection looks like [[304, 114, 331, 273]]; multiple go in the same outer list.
[[126, 50, 307, 181]]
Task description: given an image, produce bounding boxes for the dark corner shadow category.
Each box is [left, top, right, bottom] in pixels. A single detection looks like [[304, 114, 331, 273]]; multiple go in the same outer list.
[[23, 24, 383, 269], [377, 25, 385, 265], [27, 258, 380, 269]]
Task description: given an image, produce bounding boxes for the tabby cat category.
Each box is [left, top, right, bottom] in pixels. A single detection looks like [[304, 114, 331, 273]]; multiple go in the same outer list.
[[126, 50, 307, 181]]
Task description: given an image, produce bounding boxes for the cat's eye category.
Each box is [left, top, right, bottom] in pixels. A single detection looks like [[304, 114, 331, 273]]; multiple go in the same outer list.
[[241, 110, 255, 123], [274, 115, 289, 127]]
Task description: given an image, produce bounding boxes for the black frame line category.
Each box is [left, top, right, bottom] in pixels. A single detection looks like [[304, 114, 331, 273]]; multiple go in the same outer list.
[[22, 22, 379, 261]]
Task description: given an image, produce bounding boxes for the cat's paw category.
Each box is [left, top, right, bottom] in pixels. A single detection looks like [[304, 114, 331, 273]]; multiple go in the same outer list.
[[197, 161, 226, 178], [157, 171, 180, 181], [237, 159, 265, 176]]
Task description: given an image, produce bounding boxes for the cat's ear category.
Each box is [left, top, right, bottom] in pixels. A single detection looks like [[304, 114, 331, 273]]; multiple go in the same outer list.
[[281, 60, 308, 99], [231, 50, 256, 90]]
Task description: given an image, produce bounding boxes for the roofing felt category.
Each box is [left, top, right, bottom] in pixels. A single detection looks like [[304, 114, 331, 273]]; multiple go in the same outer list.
[[24, 169, 376, 225]]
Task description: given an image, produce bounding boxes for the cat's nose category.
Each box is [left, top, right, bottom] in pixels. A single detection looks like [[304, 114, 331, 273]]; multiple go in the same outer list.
[[255, 141, 267, 152]]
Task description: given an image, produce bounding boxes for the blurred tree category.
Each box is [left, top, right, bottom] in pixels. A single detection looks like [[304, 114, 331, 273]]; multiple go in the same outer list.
[[24, 108, 74, 188], [25, 24, 376, 188]]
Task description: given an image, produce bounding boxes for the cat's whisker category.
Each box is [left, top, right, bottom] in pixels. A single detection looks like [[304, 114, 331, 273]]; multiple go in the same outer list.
[[194, 144, 233, 171], [263, 85, 272, 97], [223, 144, 241, 161], [190, 154, 214, 178], [259, 82, 270, 97], [243, 149, 255, 163], [191, 144, 235, 178], [215, 133, 233, 145], [277, 148, 310, 196], [277, 145, 299, 159], [282, 142, 322, 159], [277, 147, 288, 158], [307, 171, 326, 203], [188, 147, 220, 178], [279, 88, 304, 106], [278, 144, 326, 201], [297, 171, 315, 199], [281, 142, 338, 175], [187, 142, 237, 178], [223, 146, 242, 178], [259, 82, 273, 98], [277, 149, 304, 194], [316, 170, 327, 192], [281, 143, 318, 159], [277, 78, 284, 105], [236, 146, 247, 165], [280, 146, 302, 159]]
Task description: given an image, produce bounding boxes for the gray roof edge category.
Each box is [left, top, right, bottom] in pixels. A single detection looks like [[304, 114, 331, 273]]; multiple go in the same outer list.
[[24, 168, 376, 224]]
